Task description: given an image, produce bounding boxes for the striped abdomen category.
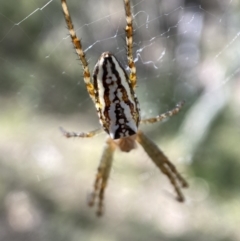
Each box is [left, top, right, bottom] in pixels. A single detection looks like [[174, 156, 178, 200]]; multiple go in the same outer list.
[[93, 52, 140, 140]]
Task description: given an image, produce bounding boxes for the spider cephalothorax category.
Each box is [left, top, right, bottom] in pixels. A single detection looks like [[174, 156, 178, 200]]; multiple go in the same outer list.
[[61, 0, 188, 216]]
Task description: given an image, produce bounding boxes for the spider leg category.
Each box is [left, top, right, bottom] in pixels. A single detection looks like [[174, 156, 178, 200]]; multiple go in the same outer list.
[[124, 0, 137, 89], [60, 126, 103, 138], [141, 101, 185, 124], [136, 131, 188, 202], [88, 138, 115, 216], [61, 0, 95, 100]]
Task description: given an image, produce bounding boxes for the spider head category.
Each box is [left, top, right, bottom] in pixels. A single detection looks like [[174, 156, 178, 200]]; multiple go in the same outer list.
[[114, 134, 137, 152]]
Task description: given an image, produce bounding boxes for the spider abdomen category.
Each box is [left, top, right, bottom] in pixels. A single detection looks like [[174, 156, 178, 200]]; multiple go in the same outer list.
[[93, 52, 140, 140]]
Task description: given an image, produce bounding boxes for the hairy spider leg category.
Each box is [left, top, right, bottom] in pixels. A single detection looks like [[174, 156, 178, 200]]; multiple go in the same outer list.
[[136, 131, 188, 202], [61, 0, 95, 100], [141, 101, 185, 124], [59, 126, 103, 138], [124, 0, 137, 90], [88, 138, 116, 216]]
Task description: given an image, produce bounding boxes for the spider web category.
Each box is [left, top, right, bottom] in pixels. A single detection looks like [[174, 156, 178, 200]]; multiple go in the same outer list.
[[0, 0, 240, 240]]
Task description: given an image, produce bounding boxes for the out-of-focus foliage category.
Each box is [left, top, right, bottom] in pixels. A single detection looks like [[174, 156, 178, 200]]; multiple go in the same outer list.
[[0, 0, 240, 240]]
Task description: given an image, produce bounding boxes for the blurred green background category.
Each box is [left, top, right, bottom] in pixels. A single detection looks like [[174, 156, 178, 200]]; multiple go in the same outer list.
[[0, 0, 240, 240]]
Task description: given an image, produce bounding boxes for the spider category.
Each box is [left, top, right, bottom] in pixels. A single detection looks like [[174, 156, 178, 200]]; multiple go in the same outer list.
[[60, 0, 188, 216]]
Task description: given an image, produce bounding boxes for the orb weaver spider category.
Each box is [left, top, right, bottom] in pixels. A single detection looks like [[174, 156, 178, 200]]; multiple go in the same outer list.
[[60, 0, 188, 216]]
